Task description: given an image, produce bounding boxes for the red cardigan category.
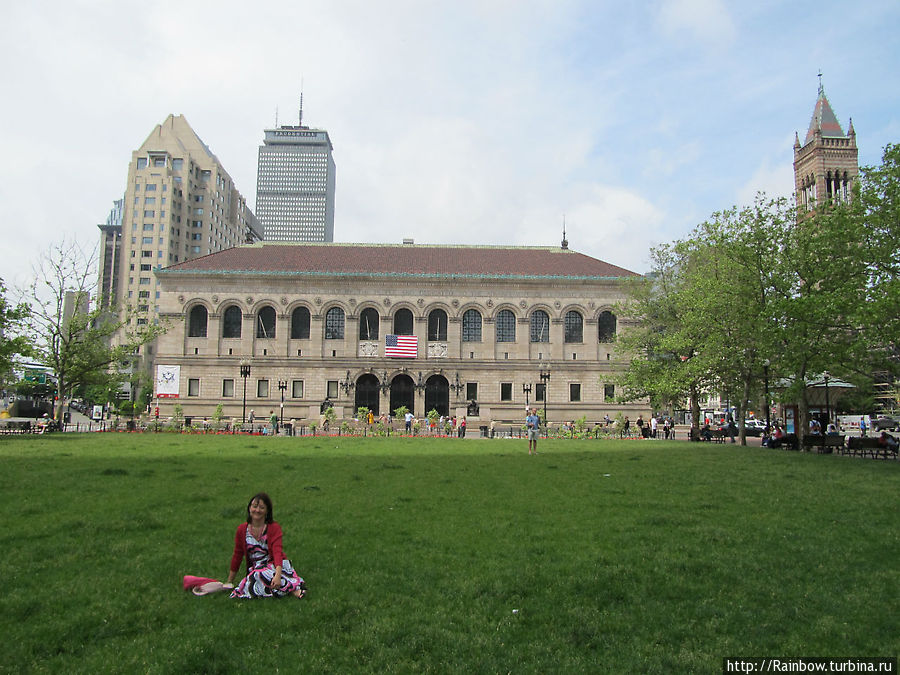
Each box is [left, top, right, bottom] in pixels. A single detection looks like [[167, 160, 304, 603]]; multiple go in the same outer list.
[[230, 521, 285, 574]]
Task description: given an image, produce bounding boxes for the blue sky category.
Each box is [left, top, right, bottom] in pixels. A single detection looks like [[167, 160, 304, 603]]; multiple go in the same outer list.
[[1, 0, 898, 288]]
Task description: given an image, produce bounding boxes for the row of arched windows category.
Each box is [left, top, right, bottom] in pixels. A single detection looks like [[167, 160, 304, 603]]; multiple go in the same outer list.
[[798, 170, 853, 209], [188, 305, 618, 343]]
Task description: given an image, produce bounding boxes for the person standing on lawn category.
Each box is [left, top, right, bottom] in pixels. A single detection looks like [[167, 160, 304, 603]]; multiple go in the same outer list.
[[526, 407, 540, 455], [227, 492, 306, 599], [269, 410, 278, 435]]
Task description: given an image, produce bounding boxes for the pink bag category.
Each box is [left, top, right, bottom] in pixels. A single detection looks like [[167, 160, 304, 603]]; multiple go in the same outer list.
[[183, 575, 233, 595]]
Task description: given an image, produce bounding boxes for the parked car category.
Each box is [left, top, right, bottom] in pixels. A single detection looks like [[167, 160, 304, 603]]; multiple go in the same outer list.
[[874, 416, 899, 431], [743, 420, 766, 436]]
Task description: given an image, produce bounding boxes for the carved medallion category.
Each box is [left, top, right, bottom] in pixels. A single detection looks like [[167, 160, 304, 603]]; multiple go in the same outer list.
[[358, 342, 378, 357], [427, 343, 448, 358]]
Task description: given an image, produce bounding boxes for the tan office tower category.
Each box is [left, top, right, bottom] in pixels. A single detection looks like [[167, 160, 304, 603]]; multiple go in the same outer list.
[[116, 114, 260, 352]]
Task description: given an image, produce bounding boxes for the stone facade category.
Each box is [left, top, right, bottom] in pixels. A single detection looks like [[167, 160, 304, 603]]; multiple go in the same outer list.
[[154, 243, 650, 425]]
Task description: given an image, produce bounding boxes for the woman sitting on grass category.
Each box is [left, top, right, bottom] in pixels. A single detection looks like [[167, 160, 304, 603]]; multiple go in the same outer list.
[[227, 492, 307, 599]]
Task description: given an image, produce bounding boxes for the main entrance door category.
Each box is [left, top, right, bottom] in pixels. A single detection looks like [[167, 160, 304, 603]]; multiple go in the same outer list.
[[424, 374, 449, 417], [354, 374, 380, 416], [389, 374, 415, 417]]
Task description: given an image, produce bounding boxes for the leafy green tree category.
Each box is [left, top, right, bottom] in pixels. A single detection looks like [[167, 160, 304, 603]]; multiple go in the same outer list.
[[0, 279, 30, 388], [616, 243, 718, 429], [852, 143, 900, 381], [19, 239, 164, 422], [677, 197, 791, 442], [618, 189, 879, 440]]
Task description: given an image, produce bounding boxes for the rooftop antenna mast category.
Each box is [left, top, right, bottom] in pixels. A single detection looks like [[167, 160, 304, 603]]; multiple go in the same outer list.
[[299, 79, 304, 127], [275, 106, 279, 127]]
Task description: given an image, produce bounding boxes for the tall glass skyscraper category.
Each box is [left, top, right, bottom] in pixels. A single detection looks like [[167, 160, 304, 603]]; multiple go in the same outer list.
[[256, 125, 335, 242]]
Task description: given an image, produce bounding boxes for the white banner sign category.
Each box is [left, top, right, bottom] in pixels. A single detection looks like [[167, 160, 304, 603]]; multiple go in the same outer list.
[[156, 365, 181, 398]]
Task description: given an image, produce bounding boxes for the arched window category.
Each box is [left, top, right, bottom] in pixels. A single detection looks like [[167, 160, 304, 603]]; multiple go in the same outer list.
[[325, 307, 344, 340], [359, 307, 379, 340], [222, 305, 242, 338], [428, 309, 447, 341], [530, 310, 550, 343], [393, 308, 414, 336], [256, 306, 276, 339], [291, 306, 310, 340], [188, 305, 207, 338], [495, 309, 516, 343], [564, 310, 583, 343], [462, 309, 482, 342], [598, 311, 617, 343]]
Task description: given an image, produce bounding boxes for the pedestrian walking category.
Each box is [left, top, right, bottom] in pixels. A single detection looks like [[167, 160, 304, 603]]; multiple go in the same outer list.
[[526, 408, 540, 455]]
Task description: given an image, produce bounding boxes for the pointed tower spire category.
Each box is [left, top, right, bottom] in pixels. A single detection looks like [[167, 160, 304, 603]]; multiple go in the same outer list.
[[805, 76, 845, 143], [561, 215, 568, 250]]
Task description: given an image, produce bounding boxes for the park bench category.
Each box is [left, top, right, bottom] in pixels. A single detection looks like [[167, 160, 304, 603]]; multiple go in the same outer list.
[[801, 434, 845, 454], [844, 436, 878, 457], [0, 420, 32, 435], [846, 436, 898, 460], [709, 429, 726, 444]]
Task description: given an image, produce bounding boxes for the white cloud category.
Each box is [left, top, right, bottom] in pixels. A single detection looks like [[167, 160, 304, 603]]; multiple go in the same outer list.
[[655, 0, 737, 48], [735, 133, 797, 206], [0, 0, 897, 288]]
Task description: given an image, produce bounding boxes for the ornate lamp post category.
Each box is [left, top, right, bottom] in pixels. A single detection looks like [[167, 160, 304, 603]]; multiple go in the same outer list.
[[539, 363, 551, 428], [522, 382, 532, 410], [450, 372, 464, 397], [339, 370, 355, 396], [278, 380, 287, 429], [823, 371, 831, 427], [763, 359, 771, 434], [239, 359, 251, 424]]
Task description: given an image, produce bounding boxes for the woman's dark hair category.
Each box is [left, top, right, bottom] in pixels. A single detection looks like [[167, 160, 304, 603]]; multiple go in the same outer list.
[[246, 492, 274, 524]]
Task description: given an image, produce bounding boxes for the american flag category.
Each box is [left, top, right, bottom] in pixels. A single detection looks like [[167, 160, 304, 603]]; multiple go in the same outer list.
[[385, 334, 417, 358]]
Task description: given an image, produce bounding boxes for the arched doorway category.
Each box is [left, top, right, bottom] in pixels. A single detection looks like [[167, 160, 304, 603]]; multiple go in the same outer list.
[[355, 374, 380, 416], [424, 374, 449, 417], [389, 374, 415, 417]]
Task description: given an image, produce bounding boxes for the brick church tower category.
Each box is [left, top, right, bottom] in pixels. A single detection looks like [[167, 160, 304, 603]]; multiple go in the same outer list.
[[793, 78, 858, 210]]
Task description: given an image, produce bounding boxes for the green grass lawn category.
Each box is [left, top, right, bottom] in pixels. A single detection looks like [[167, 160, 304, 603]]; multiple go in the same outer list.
[[2, 434, 897, 673]]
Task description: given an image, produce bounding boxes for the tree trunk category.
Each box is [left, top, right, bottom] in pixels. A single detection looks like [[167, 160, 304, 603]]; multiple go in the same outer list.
[[55, 376, 66, 423], [739, 377, 752, 445], [690, 383, 701, 430]]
